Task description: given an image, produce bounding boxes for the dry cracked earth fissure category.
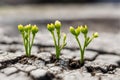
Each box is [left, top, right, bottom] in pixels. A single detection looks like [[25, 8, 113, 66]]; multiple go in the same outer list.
[[0, 39, 120, 80]]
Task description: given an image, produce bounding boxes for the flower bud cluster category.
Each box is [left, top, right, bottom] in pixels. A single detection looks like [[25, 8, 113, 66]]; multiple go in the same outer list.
[[18, 24, 39, 57], [70, 25, 98, 38], [47, 20, 66, 59], [47, 20, 62, 32], [18, 24, 38, 35], [69, 25, 98, 64]]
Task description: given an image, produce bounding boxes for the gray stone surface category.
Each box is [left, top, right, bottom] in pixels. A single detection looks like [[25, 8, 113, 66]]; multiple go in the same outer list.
[[94, 54, 120, 65], [49, 66, 63, 74], [14, 63, 37, 72], [0, 71, 32, 80], [30, 69, 47, 78], [7, 71, 32, 80], [100, 74, 120, 80], [59, 70, 99, 80], [36, 52, 52, 61], [30, 69, 48, 79], [1, 67, 18, 75]]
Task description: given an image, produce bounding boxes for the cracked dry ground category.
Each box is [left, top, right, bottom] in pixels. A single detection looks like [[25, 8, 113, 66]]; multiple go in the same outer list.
[[0, 19, 120, 80], [0, 36, 120, 80]]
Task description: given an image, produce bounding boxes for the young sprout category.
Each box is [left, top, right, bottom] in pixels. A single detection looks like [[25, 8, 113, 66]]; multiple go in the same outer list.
[[47, 20, 67, 59], [18, 24, 39, 57], [70, 25, 98, 64]]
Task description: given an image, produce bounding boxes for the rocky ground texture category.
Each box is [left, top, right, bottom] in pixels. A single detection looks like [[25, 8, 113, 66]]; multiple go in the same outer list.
[[0, 4, 120, 80]]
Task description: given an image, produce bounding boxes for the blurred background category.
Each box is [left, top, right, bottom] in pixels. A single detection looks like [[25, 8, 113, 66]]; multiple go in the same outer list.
[[0, 0, 119, 36], [0, 0, 120, 5], [0, 0, 120, 43], [0, 0, 120, 52]]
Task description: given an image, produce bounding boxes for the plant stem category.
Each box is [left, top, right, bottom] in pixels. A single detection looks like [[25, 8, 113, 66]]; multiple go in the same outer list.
[[29, 34, 35, 55], [57, 30, 60, 59], [86, 37, 94, 47], [81, 34, 87, 64], [22, 33, 28, 56], [51, 31, 57, 47], [75, 36, 84, 64], [57, 30, 60, 47], [51, 31, 58, 59], [81, 50, 84, 65], [60, 43, 66, 51], [26, 38, 29, 57], [56, 46, 60, 59], [51, 31, 60, 59], [28, 30, 31, 57]]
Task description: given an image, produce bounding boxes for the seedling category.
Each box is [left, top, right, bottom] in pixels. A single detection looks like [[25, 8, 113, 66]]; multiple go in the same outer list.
[[70, 25, 98, 64], [47, 20, 67, 59], [18, 24, 39, 57]]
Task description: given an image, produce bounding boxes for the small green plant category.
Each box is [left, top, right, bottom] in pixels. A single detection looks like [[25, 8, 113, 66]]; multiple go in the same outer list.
[[70, 25, 98, 64], [47, 20, 67, 59], [18, 24, 39, 57]]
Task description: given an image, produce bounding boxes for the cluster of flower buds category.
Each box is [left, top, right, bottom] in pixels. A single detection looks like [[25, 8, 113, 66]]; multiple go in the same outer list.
[[18, 24, 38, 35], [70, 25, 98, 64], [18, 24, 39, 57], [47, 20, 67, 59], [70, 25, 98, 39], [47, 20, 62, 32]]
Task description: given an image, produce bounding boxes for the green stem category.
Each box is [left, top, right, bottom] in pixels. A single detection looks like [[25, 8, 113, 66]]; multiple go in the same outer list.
[[86, 37, 94, 47], [28, 30, 31, 57], [26, 38, 29, 57], [60, 43, 66, 51], [22, 33, 25, 48], [75, 36, 84, 64], [51, 31, 57, 47], [56, 46, 60, 59], [51, 31, 60, 59], [83, 34, 87, 51], [57, 30, 60, 47], [29, 34, 35, 55], [22, 33, 28, 56], [57, 30, 61, 59], [81, 34, 87, 64], [81, 50, 84, 64]]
